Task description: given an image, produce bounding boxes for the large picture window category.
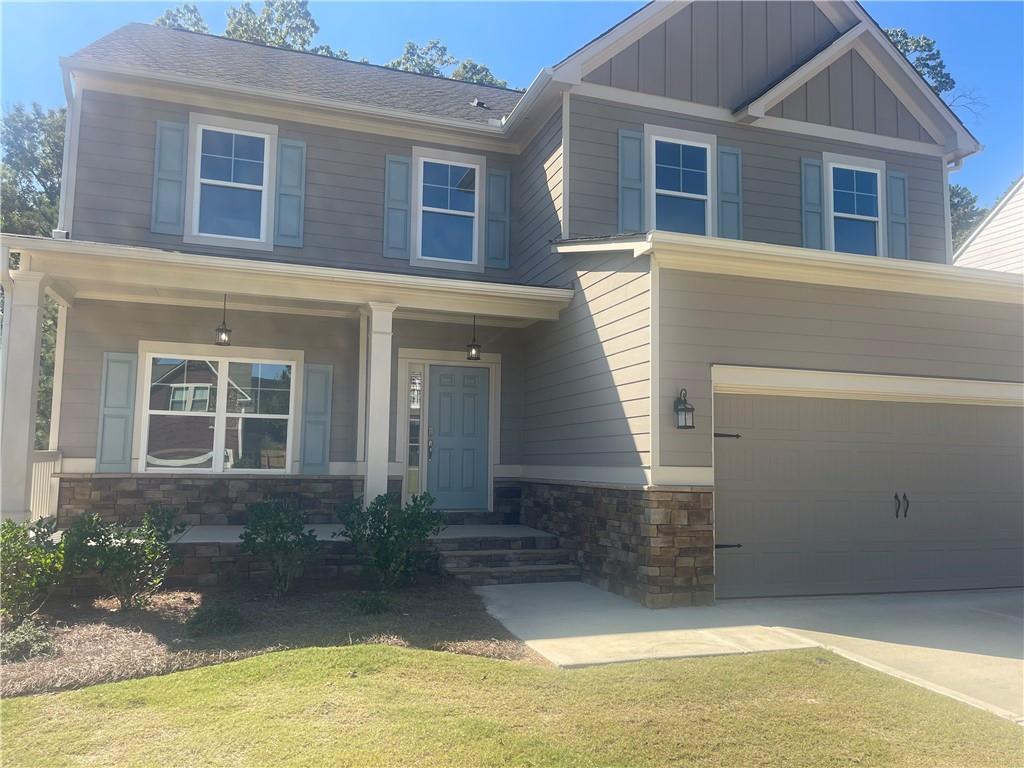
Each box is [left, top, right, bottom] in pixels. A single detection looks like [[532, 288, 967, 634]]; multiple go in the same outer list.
[[142, 352, 294, 473]]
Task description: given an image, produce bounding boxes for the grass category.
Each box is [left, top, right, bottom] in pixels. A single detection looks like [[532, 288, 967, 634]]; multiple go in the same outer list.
[[1, 584, 540, 697], [3, 645, 1020, 768]]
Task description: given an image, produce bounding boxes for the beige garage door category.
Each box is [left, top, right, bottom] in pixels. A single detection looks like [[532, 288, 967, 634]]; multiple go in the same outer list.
[[714, 394, 1024, 598]]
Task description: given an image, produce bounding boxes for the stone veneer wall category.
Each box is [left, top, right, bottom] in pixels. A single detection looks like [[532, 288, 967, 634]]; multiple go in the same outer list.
[[56, 475, 363, 527], [520, 481, 714, 608]]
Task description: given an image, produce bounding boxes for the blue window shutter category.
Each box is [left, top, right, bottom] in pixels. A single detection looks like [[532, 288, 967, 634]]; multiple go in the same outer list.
[[618, 129, 644, 233], [383, 155, 412, 259], [886, 170, 909, 259], [96, 352, 138, 473], [275, 138, 306, 247], [301, 364, 333, 475], [485, 169, 511, 268], [717, 146, 742, 239], [151, 121, 187, 235], [801, 157, 824, 249]]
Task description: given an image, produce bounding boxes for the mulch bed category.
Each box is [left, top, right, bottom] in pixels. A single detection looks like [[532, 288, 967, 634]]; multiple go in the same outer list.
[[1, 581, 545, 698]]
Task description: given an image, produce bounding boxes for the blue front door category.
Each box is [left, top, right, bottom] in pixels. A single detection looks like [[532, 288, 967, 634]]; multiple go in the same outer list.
[[427, 366, 489, 509]]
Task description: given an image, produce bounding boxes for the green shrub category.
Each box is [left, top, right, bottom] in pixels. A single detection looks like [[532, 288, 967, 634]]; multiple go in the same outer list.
[[239, 500, 320, 596], [186, 602, 247, 637], [336, 493, 443, 590], [64, 506, 185, 610], [0, 616, 54, 662], [352, 591, 392, 615], [0, 518, 64, 627]]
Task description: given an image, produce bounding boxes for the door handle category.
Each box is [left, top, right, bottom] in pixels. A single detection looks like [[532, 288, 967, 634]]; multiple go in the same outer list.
[[427, 439, 433, 462], [894, 493, 900, 518], [902, 493, 909, 518]]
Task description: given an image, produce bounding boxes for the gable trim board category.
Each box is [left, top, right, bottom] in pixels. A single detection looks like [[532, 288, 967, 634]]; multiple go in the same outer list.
[[711, 366, 1024, 408]]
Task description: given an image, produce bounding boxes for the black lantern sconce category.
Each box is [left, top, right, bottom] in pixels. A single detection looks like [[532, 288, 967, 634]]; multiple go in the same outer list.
[[674, 388, 695, 429], [214, 294, 232, 346], [466, 316, 481, 361]]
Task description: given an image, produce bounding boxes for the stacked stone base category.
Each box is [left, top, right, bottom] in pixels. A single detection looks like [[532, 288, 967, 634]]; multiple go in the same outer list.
[[520, 481, 714, 608]]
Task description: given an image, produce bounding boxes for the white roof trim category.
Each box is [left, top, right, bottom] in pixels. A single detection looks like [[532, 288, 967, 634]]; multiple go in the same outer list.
[[954, 177, 1024, 261], [735, 23, 869, 123]]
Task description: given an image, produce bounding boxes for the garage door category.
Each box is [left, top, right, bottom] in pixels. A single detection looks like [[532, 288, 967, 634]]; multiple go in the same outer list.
[[714, 394, 1024, 598]]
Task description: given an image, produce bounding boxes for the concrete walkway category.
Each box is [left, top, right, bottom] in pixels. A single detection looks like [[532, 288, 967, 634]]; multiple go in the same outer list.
[[476, 582, 1024, 722]]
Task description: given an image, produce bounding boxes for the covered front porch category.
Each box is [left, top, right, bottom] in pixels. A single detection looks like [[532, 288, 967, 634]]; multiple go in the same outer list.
[[0, 235, 572, 528]]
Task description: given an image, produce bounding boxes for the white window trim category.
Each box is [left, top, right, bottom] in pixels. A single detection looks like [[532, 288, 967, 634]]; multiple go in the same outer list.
[[410, 146, 486, 273], [395, 348, 501, 511], [644, 125, 717, 237], [183, 113, 279, 252], [823, 152, 887, 258], [134, 341, 303, 475]]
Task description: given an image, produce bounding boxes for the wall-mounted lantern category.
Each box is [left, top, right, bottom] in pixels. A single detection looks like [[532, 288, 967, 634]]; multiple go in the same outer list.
[[214, 294, 232, 346], [466, 315, 481, 361], [674, 388, 695, 429]]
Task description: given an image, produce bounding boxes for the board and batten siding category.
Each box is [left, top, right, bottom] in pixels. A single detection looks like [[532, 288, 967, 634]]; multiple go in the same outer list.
[[57, 300, 360, 464], [657, 270, 1024, 467], [583, 0, 846, 112], [568, 95, 948, 262], [510, 107, 565, 285], [71, 89, 521, 282], [520, 252, 652, 468]]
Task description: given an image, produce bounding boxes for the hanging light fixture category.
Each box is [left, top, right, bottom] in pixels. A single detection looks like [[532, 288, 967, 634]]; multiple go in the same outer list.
[[214, 294, 232, 346], [674, 388, 695, 429], [466, 315, 481, 361]]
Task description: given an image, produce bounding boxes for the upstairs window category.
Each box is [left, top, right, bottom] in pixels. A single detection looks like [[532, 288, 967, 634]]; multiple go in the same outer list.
[[831, 166, 880, 256], [419, 159, 478, 263], [645, 127, 716, 237]]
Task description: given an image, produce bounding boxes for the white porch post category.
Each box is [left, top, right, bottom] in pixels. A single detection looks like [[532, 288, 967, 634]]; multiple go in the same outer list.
[[363, 302, 396, 500], [1, 267, 47, 521]]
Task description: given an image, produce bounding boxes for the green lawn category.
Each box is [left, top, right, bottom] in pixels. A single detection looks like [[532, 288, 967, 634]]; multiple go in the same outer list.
[[3, 645, 1019, 768]]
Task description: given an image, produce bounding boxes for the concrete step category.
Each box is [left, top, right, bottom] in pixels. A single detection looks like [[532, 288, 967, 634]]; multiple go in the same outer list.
[[432, 535, 560, 552], [439, 547, 574, 569], [446, 563, 582, 586], [442, 509, 505, 525]]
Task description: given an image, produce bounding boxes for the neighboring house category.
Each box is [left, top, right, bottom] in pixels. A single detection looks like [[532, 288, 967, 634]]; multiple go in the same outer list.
[[2, 0, 1021, 607], [954, 177, 1024, 273]]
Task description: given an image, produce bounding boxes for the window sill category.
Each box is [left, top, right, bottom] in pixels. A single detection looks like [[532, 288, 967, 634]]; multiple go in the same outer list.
[[183, 232, 274, 252]]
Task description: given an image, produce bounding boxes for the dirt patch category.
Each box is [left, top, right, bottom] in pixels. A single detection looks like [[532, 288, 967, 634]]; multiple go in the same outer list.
[[1, 582, 545, 697]]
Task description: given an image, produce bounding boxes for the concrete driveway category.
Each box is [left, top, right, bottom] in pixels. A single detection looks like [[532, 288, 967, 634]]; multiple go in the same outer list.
[[477, 582, 1024, 722]]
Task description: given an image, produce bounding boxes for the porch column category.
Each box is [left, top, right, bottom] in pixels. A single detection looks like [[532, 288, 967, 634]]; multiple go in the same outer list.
[[1, 267, 47, 521], [363, 302, 396, 500]]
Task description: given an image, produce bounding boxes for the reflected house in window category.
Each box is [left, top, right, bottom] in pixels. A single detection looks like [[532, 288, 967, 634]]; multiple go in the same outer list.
[[146, 357, 291, 471]]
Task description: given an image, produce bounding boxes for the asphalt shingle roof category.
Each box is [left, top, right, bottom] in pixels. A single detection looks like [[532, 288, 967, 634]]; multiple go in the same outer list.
[[67, 23, 525, 126]]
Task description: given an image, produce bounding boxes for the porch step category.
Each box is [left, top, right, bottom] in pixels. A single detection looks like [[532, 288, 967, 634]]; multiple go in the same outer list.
[[442, 509, 505, 525], [445, 563, 582, 587], [432, 534, 560, 551], [438, 547, 574, 570]]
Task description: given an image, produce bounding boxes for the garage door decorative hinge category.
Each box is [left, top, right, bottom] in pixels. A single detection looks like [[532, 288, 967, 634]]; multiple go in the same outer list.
[[714, 543, 743, 549], [713, 432, 742, 439]]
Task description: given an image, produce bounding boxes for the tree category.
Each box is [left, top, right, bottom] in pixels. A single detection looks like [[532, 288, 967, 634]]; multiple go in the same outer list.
[[386, 40, 456, 77], [451, 59, 508, 89], [155, 1, 348, 58], [885, 27, 985, 119], [949, 184, 987, 251], [154, 3, 209, 33], [1, 104, 63, 449]]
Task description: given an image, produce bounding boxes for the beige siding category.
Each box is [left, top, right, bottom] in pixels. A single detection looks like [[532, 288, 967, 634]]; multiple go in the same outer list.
[[58, 300, 360, 463], [520, 252, 651, 468], [584, 1, 841, 110], [71, 90, 522, 282], [568, 95, 948, 262], [657, 270, 1024, 467], [955, 180, 1024, 273], [769, 51, 932, 142], [511, 108, 564, 285]]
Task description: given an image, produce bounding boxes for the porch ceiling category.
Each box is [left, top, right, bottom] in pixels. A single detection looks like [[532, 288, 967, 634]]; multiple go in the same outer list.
[[2, 235, 573, 325]]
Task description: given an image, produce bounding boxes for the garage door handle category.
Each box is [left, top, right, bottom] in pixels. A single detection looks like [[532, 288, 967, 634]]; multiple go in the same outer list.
[[902, 493, 910, 518], [894, 493, 900, 518]]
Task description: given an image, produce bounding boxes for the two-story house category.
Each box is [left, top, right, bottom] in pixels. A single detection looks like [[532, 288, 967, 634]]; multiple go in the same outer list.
[[3, 0, 1022, 607]]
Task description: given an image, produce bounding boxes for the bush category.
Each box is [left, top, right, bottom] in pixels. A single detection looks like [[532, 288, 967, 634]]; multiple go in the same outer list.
[[0, 616, 54, 662], [186, 602, 247, 637], [352, 591, 392, 615], [239, 500, 320, 596], [64, 506, 185, 610], [0, 519, 64, 627], [336, 493, 443, 590]]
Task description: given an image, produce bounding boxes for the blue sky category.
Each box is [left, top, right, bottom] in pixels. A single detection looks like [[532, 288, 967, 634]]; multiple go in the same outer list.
[[1, 1, 1020, 205]]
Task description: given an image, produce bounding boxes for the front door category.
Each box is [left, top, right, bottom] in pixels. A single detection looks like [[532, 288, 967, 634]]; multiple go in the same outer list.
[[427, 366, 490, 509]]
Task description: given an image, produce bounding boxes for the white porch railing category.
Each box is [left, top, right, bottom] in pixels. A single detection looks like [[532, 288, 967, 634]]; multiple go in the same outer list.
[[29, 450, 62, 522]]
